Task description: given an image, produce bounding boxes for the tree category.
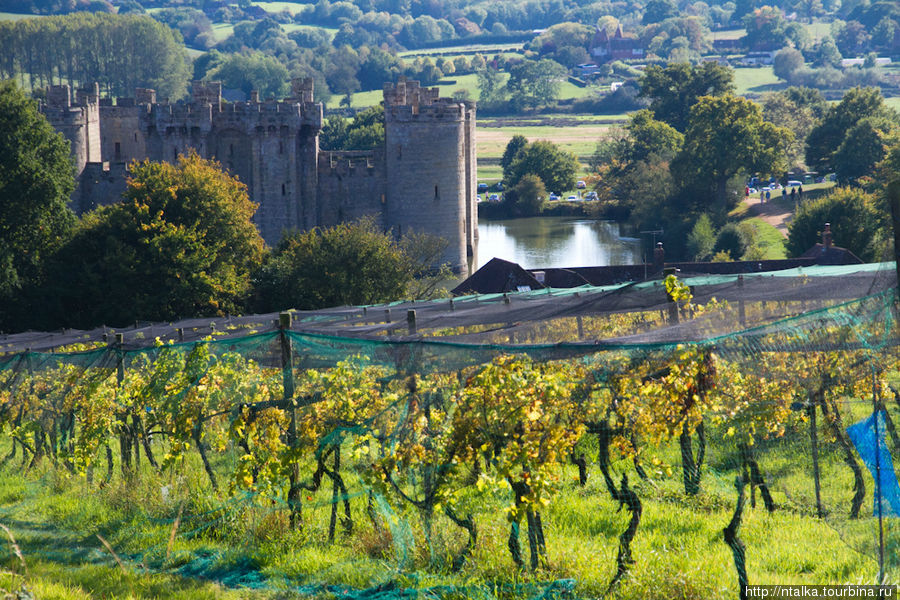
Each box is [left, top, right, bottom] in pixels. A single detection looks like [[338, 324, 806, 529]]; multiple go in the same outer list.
[[319, 105, 385, 151], [639, 62, 734, 132], [211, 52, 290, 98], [806, 87, 898, 176], [500, 135, 529, 176], [622, 109, 684, 163], [505, 140, 579, 194], [254, 218, 423, 311], [785, 188, 884, 261], [40, 153, 265, 329], [762, 89, 821, 169], [643, 0, 679, 24], [832, 117, 896, 183], [476, 65, 506, 103], [773, 47, 805, 81], [0, 80, 76, 330], [672, 94, 790, 211], [506, 174, 547, 217], [506, 59, 567, 111], [687, 214, 716, 260]]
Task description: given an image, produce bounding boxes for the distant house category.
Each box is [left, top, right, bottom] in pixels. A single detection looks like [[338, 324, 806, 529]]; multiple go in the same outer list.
[[739, 51, 776, 66], [590, 25, 644, 62]]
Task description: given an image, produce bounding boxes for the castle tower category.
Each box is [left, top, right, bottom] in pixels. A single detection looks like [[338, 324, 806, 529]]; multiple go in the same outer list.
[[42, 83, 101, 178], [383, 79, 477, 273]]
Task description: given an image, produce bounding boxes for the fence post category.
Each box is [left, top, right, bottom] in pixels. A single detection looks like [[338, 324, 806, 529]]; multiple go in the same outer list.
[[407, 310, 417, 335], [280, 312, 302, 529]]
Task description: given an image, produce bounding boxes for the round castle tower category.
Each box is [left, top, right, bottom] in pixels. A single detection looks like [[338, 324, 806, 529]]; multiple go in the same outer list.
[[383, 79, 477, 273]]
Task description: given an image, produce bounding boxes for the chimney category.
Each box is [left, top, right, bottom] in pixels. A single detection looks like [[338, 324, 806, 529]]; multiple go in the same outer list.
[[822, 223, 833, 249], [653, 241, 665, 271]]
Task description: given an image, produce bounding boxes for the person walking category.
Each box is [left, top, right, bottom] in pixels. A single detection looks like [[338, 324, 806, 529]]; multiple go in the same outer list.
[[782, 187, 787, 200], [790, 187, 796, 200], [798, 185, 803, 199], [765, 189, 770, 202]]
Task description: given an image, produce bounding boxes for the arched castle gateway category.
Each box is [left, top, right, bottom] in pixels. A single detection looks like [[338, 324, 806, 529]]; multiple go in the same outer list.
[[41, 78, 478, 273]]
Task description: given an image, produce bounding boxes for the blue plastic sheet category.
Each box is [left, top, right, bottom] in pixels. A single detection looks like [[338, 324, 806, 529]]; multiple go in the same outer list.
[[847, 410, 900, 518]]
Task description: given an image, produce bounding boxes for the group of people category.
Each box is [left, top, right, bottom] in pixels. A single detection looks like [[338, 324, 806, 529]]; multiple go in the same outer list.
[[746, 184, 803, 203]]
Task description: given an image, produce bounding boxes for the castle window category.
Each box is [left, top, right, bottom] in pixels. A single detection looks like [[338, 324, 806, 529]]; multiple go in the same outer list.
[[381, 194, 386, 205], [397, 145, 402, 160], [229, 144, 234, 156], [174, 147, 178, 161], [434, 185, 439, 202], [133, 132, 137, 142], [114, 142, 121, 161], [282, 183, 286, 196]]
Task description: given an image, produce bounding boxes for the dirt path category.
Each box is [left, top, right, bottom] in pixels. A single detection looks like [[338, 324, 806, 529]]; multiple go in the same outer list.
[[742, 195, 795, 238]]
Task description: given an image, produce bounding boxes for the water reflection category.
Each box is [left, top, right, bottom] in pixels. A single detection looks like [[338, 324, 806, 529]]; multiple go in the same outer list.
[[476, 217, 641, 269]]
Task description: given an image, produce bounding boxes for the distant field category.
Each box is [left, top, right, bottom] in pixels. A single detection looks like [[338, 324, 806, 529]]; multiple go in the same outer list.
[[733, 66, 784, 94], [478, 124, 608, 161], [210, 22, 235, 43], [281, 22, 337, 38], [885, 96, 900, 111], [0, 11, 39, 20], [252, 1, 310, 15], [707, 28, 745, 41]]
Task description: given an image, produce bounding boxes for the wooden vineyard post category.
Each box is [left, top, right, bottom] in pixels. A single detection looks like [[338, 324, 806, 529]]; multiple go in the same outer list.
[[888, 180, 900, 297], [280, 312, 302, 529], [808, 400, 823, 519]]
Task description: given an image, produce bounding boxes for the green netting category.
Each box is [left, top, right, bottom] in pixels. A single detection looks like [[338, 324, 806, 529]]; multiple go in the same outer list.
[[0, 263, 898, 598]]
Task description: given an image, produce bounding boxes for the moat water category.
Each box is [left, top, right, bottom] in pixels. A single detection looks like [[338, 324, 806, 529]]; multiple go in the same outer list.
[[475, 217, 642, 270]]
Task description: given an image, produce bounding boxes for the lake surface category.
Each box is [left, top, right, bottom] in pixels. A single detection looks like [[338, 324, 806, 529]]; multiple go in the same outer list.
[[475, 216, 642, 270]]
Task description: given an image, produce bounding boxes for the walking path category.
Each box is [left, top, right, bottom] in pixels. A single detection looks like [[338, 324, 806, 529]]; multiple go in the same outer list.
[[742, 195, 795, 238]]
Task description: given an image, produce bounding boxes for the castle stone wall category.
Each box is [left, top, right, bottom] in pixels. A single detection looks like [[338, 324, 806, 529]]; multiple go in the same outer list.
[[316, 151, 387, 229], [42, 78, 477, 274]]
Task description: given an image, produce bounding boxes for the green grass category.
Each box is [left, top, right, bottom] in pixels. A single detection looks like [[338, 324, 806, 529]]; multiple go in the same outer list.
[[706, 28, 746, 41], [397, 46, 525, 59], [885, 96, 900, 112], [251, 1, 311, 15], [2, 416, 893, 600], [0, 11, 40, 20], [209, 23, 235, 43], [741, 216, 787, 259], [733, 66, 785, 95]]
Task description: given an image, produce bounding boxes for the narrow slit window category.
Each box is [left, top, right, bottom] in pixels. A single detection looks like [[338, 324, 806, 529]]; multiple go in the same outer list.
[[434, 185, 439, 202]]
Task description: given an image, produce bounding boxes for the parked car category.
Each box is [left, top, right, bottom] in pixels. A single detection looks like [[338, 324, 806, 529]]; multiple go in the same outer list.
[[787, 180, 802, 187], [566, 195, 578, 201], [477, 183, 488, 193], [548, 193, 560, 201], [585, 191, 598, 201], [488, 193, 501, 202], [576, 180, 586, 189]]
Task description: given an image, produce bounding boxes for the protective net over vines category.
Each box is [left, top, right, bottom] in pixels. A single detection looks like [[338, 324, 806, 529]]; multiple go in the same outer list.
[[0, 262, 898, 598]]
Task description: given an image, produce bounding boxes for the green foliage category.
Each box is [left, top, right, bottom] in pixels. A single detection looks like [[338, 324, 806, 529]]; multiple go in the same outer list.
[[505, 140, 579, 194], [505, 173, 547, 217], [762, 88, 824, 169], [0, 13, 190, 99], [833, 116, 897, 183], [255, 217, 436, 311], [638, 62, 735, 132], [500, 134, 528, 177], [210, 52, 289, 98], [687, 213, 716, 261], [319, 105, 385, 151], [0, 79, 75, 328], [622, 109, 684, 163], [741, 6, 807, 52], [805, 87, 898, 178], [713, 222, 749, 260], [506, 58, 567, 112], [673, 94, 790, 210], [785, 187, 884, 261], [39, 153, 265, 329], [773, 47, 805, 81]]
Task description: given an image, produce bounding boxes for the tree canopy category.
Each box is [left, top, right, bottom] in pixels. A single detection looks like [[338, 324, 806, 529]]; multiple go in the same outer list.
[[0, 79, 76, 329], [254, 218, 430, 311], [805, 87, 898, 181], [638, 62, 735, 132], [672, 94, 790, 210], [40, 153, 265, 329], [785, 187, 884, 262], [505, 140, 579, 194]]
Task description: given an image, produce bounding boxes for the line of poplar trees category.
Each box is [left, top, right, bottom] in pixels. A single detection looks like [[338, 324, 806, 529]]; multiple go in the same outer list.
[[0, 12, 190, 100]]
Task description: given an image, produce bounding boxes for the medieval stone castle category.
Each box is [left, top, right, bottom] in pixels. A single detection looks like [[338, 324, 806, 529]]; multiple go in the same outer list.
[[41, 78, 478, 272]]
